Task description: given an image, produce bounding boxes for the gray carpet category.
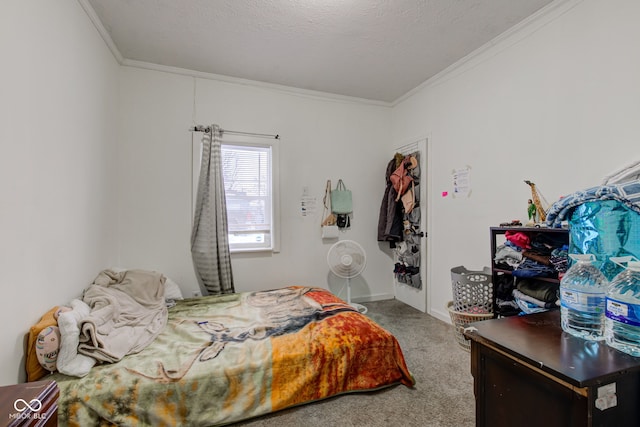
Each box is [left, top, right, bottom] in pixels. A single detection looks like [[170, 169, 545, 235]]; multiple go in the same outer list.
[[234, 299, 475, 427]]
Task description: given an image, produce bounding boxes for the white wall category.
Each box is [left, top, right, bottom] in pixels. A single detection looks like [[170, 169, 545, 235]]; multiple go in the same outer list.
[[392, 0, 640, 322], [0, 1, 119, 385], [116, 67, 394, 301]]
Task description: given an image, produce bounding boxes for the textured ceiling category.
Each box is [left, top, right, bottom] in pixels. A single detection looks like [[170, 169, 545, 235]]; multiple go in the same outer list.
[[87, 0, 556, 103]]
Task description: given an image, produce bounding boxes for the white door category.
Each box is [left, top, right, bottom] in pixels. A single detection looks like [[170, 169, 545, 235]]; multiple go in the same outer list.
[[393, 138, 429, 312]]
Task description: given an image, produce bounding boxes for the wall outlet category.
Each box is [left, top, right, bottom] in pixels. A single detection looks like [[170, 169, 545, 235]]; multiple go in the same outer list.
[[192, 290, 202, 297]]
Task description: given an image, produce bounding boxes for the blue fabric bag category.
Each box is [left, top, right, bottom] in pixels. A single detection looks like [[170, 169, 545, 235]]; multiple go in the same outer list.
[[569, 200, 640, 280]]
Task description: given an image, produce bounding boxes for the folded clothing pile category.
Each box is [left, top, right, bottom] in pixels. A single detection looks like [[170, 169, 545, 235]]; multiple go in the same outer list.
[[494, 231, 568, 316]]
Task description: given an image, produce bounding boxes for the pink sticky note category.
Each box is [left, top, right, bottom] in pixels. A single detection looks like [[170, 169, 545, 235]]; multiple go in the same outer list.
[[442, 191, 448, 197]]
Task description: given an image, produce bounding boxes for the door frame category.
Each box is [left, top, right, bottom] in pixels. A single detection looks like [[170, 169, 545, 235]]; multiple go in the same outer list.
[[393, 136, 431, 314]]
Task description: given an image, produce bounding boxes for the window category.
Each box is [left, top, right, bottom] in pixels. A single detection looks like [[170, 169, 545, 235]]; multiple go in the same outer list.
[[220, 140, 279, 252]]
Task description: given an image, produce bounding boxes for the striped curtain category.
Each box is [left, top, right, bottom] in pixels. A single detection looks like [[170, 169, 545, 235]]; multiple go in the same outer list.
[[191, 124, 235, 295]]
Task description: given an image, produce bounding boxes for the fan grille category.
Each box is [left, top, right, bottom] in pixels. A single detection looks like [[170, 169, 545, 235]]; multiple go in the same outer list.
[[327, 240, 367, 278]]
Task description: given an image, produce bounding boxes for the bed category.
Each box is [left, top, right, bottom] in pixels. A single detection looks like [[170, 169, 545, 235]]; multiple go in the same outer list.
[[39, 281, 414, 426]]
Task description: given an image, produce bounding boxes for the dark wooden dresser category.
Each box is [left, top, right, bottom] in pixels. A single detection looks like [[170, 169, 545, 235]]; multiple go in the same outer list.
[[0, 380, 58, 427], [465, 310, 640, 427]]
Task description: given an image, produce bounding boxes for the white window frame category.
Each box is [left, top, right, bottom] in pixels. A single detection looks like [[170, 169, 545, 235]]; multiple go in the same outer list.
[[192, 136, 280, 254]]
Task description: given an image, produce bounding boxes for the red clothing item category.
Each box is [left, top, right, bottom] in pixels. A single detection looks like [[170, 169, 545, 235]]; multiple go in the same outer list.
[[505, 231, 531, 249]]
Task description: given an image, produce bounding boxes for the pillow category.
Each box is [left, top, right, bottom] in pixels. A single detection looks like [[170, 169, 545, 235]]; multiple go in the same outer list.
[[26, 306, 59, 382], [164, 277, 184, 300], [35, 326, 61, 372]]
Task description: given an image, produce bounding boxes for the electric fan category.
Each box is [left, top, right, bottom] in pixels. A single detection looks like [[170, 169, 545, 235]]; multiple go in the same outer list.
[[327, 240, 368, 314]]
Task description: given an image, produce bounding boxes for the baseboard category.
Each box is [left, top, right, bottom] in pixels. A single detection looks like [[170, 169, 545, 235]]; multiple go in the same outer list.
[[352, 296, 452, 324], [352, 293, 395, 303], [429, 307, 451, 324]]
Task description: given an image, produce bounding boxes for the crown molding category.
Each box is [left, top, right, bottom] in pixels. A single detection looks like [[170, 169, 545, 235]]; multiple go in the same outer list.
[[391, 0, 584, 106], [77, 0, 124, 64], [121, 59, 392, 107], [78, 0, 580, 108]]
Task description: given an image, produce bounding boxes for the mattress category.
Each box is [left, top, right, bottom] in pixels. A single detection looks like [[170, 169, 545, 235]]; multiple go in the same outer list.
[[50, 286, 414, 426]]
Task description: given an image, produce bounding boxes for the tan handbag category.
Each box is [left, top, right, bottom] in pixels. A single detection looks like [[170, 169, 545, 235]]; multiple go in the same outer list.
[[321, 179, 339, 238]]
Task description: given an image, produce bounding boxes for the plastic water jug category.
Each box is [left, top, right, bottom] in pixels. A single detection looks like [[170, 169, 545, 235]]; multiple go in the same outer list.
[[605, 257, 640, 356], [560, 254, 608, 341]]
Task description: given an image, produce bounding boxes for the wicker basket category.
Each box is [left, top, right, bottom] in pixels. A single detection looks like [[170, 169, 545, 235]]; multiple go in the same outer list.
[[447, 301, 494, 351], [450, 266, 493, 313]]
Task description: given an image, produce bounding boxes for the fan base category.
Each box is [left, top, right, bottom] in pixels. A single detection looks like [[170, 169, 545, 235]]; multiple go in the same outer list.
[[350, 302, 368, 314]]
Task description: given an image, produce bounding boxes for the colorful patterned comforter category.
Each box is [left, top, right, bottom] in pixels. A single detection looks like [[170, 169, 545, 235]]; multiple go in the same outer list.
[[51, 286, 414, 426]]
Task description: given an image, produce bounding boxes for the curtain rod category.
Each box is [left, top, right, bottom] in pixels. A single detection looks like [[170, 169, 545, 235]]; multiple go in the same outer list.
[[189, 125, 279, 139]]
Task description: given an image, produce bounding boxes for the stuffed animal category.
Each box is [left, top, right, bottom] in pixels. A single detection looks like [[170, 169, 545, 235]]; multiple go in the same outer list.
[[35, 325, 61, 372]]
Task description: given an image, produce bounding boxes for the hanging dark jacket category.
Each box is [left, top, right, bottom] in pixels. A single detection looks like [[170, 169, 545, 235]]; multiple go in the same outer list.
[[377, 158, 403, 242]]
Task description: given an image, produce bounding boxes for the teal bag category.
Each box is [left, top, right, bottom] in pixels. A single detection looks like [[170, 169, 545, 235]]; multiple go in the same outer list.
[[569, 200, 640, 280], [331, 179, 352, 214]]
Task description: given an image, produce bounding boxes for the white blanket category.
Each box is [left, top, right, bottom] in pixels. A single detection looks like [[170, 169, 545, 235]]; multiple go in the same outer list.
[[56, 269, 168, 377], [57, 299, 96, 377], [78, 269, 168, 363]]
